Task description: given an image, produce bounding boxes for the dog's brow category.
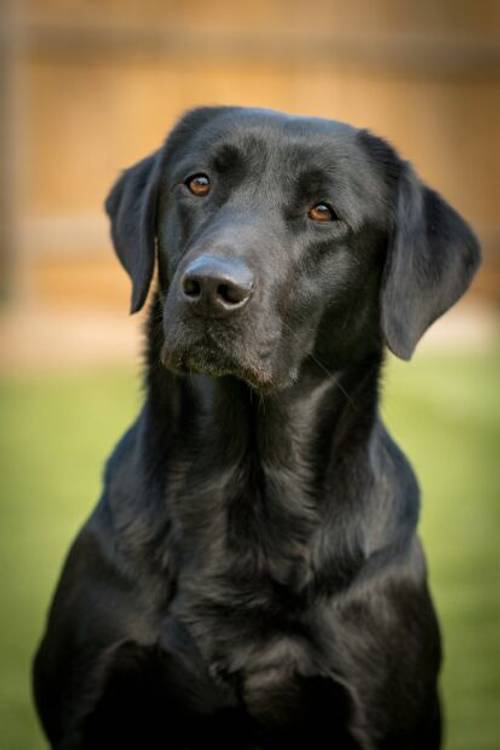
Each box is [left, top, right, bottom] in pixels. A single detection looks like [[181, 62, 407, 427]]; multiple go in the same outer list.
[[295, 168, 331, 199], [211, 144, 243, 173]]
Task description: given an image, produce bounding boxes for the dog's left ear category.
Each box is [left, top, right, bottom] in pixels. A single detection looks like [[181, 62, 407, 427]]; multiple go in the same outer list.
[[105, 150, 162, 313], [381, 162, 481, 360]]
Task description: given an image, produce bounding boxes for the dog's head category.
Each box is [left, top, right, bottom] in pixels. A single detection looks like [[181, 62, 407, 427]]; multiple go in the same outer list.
[[106, 106, 480, 390]]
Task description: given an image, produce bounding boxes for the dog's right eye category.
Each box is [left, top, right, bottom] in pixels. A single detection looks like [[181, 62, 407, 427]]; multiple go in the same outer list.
[[185, 174, 211, 197]]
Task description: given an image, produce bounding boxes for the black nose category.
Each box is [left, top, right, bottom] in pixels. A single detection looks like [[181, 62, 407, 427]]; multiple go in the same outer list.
[[181, 256, 254, 316]]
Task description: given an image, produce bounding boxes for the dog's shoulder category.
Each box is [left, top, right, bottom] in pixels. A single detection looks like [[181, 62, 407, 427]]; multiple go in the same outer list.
[[371, 419, 420, 507], [103, 417, 141, 488]]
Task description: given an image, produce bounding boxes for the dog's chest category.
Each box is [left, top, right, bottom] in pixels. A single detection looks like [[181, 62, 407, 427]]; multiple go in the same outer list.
[[167, 570, 330, 720], [160, 590, 358, 742], [233, 638, 318, 724], [163, 464, 332, 721]]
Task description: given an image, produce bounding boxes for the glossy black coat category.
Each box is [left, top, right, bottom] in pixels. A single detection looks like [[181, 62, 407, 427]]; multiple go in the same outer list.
[[33, 107, 480, 749]]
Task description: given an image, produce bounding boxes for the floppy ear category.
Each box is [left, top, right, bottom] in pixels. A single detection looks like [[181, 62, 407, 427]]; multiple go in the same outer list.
[[381, 163, 481, 360], [105, 150, 162, 313]]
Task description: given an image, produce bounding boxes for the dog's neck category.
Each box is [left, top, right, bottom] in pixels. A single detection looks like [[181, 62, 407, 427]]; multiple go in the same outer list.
[[138, 295, 383, 591]]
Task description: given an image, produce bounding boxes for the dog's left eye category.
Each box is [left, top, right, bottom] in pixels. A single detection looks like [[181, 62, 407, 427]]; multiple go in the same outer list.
[[185, 174, 211, 197], [308, 202, 338, 222]]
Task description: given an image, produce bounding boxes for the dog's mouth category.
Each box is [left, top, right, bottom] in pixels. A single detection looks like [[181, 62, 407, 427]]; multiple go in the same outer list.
[[160, 335, 279, 392]]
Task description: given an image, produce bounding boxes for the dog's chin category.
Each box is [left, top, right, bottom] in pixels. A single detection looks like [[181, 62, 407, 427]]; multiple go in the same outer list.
[[161, 342, 292, 393]]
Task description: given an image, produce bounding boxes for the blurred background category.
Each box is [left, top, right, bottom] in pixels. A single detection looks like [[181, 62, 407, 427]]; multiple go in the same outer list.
[[0, 1, 499, 748]]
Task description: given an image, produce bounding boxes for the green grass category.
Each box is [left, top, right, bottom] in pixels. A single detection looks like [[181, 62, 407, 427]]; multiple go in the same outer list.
[[1, 350, 499, 749]]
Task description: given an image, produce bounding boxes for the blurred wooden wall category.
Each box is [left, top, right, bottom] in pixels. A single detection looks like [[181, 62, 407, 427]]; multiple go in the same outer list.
[[3, 0, 500, 311]]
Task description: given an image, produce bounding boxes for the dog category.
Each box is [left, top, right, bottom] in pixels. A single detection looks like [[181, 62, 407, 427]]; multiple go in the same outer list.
[[33, 106, 480, 749]]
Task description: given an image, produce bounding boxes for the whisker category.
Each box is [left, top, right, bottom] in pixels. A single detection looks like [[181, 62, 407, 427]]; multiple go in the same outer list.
[[280, 319, 356, 409], [307, 352, 356, 409]]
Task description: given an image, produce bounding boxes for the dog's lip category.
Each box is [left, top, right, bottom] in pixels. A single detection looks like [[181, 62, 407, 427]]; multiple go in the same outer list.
[[160, 338, 279, 391]]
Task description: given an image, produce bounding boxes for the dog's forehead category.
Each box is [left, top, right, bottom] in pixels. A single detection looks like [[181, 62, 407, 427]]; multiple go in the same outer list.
[[186, 108, 362, 167]]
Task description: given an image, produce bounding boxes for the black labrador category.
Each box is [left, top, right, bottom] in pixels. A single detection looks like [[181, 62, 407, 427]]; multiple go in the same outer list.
[[33, 106, 480, 749]]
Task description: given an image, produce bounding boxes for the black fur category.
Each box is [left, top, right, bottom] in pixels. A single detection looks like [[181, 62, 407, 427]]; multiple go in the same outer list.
[[33, 106, 480, 749]]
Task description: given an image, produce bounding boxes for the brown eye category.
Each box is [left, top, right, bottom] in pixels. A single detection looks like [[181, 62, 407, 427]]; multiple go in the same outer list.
[[308, 202, 337, 222], [186, 174, 211, 196]]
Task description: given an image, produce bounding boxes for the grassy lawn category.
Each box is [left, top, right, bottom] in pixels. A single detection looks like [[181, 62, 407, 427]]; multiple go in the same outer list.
[[1, 349, 499, 749]]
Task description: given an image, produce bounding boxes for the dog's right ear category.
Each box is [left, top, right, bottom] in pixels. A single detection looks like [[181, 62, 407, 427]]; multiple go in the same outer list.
[[105, 150, 162, 314]]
